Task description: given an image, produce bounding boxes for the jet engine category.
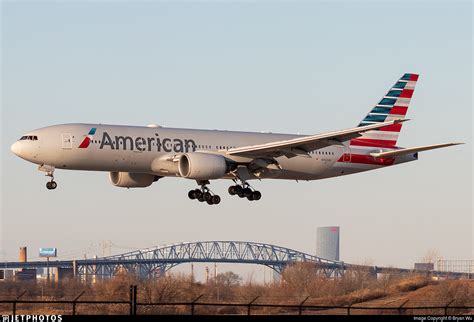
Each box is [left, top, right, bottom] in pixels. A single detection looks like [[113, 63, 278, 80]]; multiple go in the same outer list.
[[178, 152, 231, 180], [109, 172, 160, 188]]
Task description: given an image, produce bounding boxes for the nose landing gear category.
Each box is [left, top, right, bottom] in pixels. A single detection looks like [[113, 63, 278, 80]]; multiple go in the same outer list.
[[40, 165, 57, 190], [228, 181, 261, 201], [46, 180, 57, 190], [188, 180, 221, 205]]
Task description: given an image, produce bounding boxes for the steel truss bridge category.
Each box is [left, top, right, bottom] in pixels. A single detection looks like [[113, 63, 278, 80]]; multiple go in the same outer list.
[[0, 241, 469, 280]]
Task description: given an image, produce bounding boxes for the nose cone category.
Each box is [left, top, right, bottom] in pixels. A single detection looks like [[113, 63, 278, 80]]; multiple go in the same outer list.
[[11, 141, 22, 157]]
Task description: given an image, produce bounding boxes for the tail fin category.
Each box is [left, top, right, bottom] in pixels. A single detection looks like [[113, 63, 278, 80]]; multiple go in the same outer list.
[[351, 73, 419, 148]]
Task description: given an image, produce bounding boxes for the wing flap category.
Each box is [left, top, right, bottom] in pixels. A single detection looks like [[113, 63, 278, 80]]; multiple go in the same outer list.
[[369, 143, 464, 158]]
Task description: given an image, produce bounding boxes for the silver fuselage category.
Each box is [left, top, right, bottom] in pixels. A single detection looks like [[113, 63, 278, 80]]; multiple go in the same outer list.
[[11, 123, 416, 181]]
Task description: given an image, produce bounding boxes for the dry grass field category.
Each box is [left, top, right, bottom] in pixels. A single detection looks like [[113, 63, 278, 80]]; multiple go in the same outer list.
[[0, 263, 472, 315]]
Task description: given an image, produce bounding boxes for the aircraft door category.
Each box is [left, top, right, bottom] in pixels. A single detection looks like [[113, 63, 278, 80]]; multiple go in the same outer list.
[[342, 145, 351, 162], [61, 133, 72, 149]]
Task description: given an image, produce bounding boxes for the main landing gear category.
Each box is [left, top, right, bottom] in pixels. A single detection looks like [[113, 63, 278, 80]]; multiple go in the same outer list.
[[188, 180, 221, 205], [228, 181, 261, 201]]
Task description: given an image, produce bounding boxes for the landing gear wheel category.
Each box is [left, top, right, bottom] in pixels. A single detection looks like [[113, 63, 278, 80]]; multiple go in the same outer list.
[[194, 190, 203, 199], [247, 194, 255, 201], [46, 181, 57, 190], [188, 190, 196, 200], [243, 187, 253, 198], [206, 199, 214, 205], [197, 195, 205, 202], [234, 186, 244, 198], [203, 192, 212, 202], [252, 191, 261, 201], [228, 186, 236, 195], [211, 195, 221, 205]]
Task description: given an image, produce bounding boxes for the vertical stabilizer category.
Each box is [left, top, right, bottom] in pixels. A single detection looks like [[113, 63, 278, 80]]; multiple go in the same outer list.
[[351, 73, 419, 148]]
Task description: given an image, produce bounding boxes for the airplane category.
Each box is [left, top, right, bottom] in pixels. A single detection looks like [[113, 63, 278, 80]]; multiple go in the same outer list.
[[11, 73, 462, 205]]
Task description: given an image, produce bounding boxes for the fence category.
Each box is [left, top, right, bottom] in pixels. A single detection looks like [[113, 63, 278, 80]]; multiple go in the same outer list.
[[0, 285, 472, 316]]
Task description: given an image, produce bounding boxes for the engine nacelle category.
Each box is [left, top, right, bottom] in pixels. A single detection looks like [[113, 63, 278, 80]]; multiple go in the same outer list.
[[109, 172, 159, 188], [178, 152, 229, 180]]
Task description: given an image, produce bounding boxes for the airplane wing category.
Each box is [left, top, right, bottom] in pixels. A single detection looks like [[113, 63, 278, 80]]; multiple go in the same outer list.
[[369, 142, 463, 158], [227, 119, 409, 158]]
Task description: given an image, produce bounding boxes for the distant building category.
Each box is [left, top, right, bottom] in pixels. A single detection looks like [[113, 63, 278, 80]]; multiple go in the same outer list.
[[56, 267, 74, 283], [414, 263, 434, 271], [19, 247, 27, 262], [1, 270, 14, 281], [437, 260, 473, 274], [316, 226, 340, 261], [15, 269, 37, 281]]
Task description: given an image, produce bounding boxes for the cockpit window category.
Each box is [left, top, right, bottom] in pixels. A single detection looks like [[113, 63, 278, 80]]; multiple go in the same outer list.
[[19, 135, 38, 141]]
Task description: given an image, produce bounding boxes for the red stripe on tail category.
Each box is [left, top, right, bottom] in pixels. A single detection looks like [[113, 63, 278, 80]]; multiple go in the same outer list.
[[378, 123, 402, 132], [399, 89, 414, 98], [390, 106, 408, 115]]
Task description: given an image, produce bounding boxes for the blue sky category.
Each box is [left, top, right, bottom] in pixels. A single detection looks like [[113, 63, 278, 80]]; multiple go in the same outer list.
[[1, 1, 472, 279]]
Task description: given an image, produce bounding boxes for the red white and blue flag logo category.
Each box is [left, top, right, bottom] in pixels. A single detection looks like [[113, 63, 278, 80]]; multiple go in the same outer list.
[[352, 73, 419, 148], [78, 128, 97, 148]]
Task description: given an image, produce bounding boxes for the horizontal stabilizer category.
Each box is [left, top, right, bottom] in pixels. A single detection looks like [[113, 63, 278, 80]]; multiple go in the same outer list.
[[370, 143, 464, 158]]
